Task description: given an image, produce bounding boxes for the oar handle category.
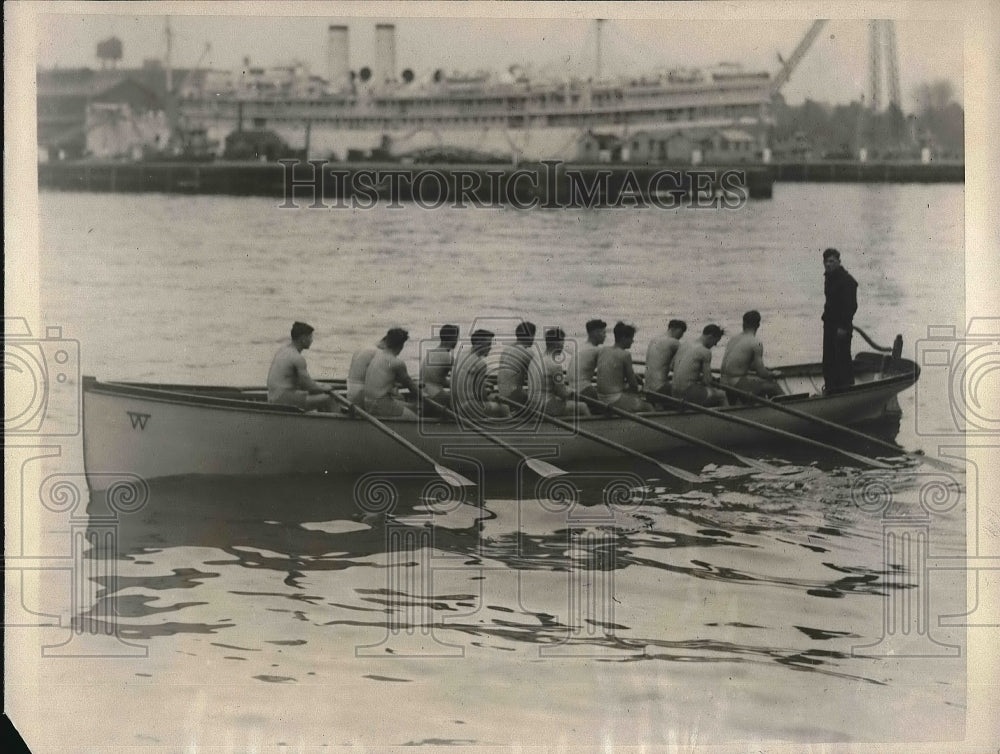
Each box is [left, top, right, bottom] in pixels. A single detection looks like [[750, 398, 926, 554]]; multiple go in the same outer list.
[[424, 396, 519, 457], [715, 381, 961, 472], [499, 396, 617, 449], [420, 396, 566, 478], [329, 391, 474, 485], [497, 396, 700, 482], [720, 380, 898, 453], [580, 394, 776, 472], [644, 389, 891, 469], [579, 393, 712, 451], [329, 392, 425, 460]]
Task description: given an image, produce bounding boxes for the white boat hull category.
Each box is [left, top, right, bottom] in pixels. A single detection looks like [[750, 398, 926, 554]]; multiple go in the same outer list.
[[82, 354, 918, 491]]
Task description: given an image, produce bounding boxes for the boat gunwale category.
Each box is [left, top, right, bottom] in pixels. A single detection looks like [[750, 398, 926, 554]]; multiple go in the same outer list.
[[82, 355, 918, 425]]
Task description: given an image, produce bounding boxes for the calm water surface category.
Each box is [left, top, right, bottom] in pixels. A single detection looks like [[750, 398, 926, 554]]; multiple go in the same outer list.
[[13, 183, 968, 748]]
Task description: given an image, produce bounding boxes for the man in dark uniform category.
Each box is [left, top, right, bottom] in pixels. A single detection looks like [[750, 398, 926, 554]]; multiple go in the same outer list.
[[822, 248, 859, 392]]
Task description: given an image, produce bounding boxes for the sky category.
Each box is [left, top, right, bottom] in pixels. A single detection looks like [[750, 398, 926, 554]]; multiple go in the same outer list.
[[33, 4, 964, 112]]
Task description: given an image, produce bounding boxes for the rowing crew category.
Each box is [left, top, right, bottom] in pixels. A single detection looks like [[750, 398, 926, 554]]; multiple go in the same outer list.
[[570, 312, 781, 412], [342, 323, 585, 420], [266, 311, 783, 418]]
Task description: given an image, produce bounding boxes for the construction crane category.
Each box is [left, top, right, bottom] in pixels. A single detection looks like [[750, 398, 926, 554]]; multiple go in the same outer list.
[[768, 19, 827, 97], [164, 37, 216, 159], [754, 20, 826, 162], [175, 42, 213, 97]]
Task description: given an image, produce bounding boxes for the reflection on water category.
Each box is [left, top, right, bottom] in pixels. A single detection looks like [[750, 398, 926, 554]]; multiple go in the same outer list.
[[30, 182, 968, 745], [77, 436, 966, 740]]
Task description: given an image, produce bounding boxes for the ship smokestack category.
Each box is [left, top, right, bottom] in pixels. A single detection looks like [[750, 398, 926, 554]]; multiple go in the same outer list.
[[374, 23, 396, 86], [327, 24, 349, 91]]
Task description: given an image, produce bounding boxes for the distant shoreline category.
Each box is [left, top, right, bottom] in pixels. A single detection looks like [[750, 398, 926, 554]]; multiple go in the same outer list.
[[36, 160, 962, 205], [768, 160, 963, 183]]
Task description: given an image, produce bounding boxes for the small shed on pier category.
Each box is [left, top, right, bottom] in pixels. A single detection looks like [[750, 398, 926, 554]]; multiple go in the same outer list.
[[702, 128, 758, 163], [626, 129, 697, 164], [576, 131, 623, 163], [84, 78, 170, 160]]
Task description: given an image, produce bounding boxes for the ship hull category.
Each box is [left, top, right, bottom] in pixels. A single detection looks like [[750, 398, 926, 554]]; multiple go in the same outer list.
[[82, 353, 918, 491]]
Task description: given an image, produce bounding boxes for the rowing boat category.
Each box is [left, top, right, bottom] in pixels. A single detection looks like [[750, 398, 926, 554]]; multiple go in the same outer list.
[[81, 351, 918, 491]]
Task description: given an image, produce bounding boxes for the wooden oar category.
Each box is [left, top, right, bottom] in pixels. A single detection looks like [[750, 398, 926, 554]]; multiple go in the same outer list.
[[422, 396, 566, 478], [233, 377, 348, 394], [329, 392, 475, 487], [578, 394, 786, 475], [497, 397, 702, 484], [643, 389, 894, 470], [715, 382, 963, 473]]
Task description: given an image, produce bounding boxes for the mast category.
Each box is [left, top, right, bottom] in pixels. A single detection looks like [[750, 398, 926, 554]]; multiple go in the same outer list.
[[595, 19, 605, 80], [885, 20, 901, 110], [164, 16, 174, 93], [868, 20, 882, 112]]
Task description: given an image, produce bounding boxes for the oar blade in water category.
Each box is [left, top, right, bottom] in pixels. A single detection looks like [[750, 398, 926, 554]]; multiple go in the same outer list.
[[719, 382, 959, 472], [657, 462, 702, 484], [907, 452, 965, 474], [844, 451, 896, 469], [434, 464, 476, 488], [733, 453, 789, 475], [526, 458, 568, 478], [501, 395, 700, 483]]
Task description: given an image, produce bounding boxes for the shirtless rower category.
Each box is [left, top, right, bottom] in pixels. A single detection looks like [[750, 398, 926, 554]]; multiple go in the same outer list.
[[497, 321, 537, 404], [266, 321, 335, 411], [669, 324, 726, 407], [364, 327, 419, 418], [720, 310, 783, 401], [595, 322, 652, 413], [346, 336, 383, 409], [347, 327, 410, 408], [536, 327, 591, 417], [419, 323, 459, 414], [452, 329, 510, 419], [644, 319, 687, 407], [568, 318, 607, 400]]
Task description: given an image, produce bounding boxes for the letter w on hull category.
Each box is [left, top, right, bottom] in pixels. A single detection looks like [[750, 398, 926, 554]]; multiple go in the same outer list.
[[126, 411, 150, 430]]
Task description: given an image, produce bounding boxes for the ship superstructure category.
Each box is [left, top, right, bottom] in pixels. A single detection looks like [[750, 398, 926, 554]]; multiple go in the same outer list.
[[176, 23, 776, 162]]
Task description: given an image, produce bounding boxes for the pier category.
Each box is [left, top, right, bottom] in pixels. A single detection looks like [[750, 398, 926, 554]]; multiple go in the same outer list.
[[37, 160, 779, 203], [37, 159, 963, 204], [769, 161, 963, 183]]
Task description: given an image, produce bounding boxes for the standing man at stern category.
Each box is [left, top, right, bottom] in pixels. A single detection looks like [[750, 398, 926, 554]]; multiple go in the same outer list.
[[821, 248, 858, 393]]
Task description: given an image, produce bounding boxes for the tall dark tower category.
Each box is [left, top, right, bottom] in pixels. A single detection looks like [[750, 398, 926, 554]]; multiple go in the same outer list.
[[868, 20, 901, 111], [866, 20, 904, 151]]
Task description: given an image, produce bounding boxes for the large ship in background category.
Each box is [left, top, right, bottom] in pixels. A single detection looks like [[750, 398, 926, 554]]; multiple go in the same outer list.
[[171, 21, 789, 163], [38, 20, 826, 164], [37, 19, 963, 193]]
